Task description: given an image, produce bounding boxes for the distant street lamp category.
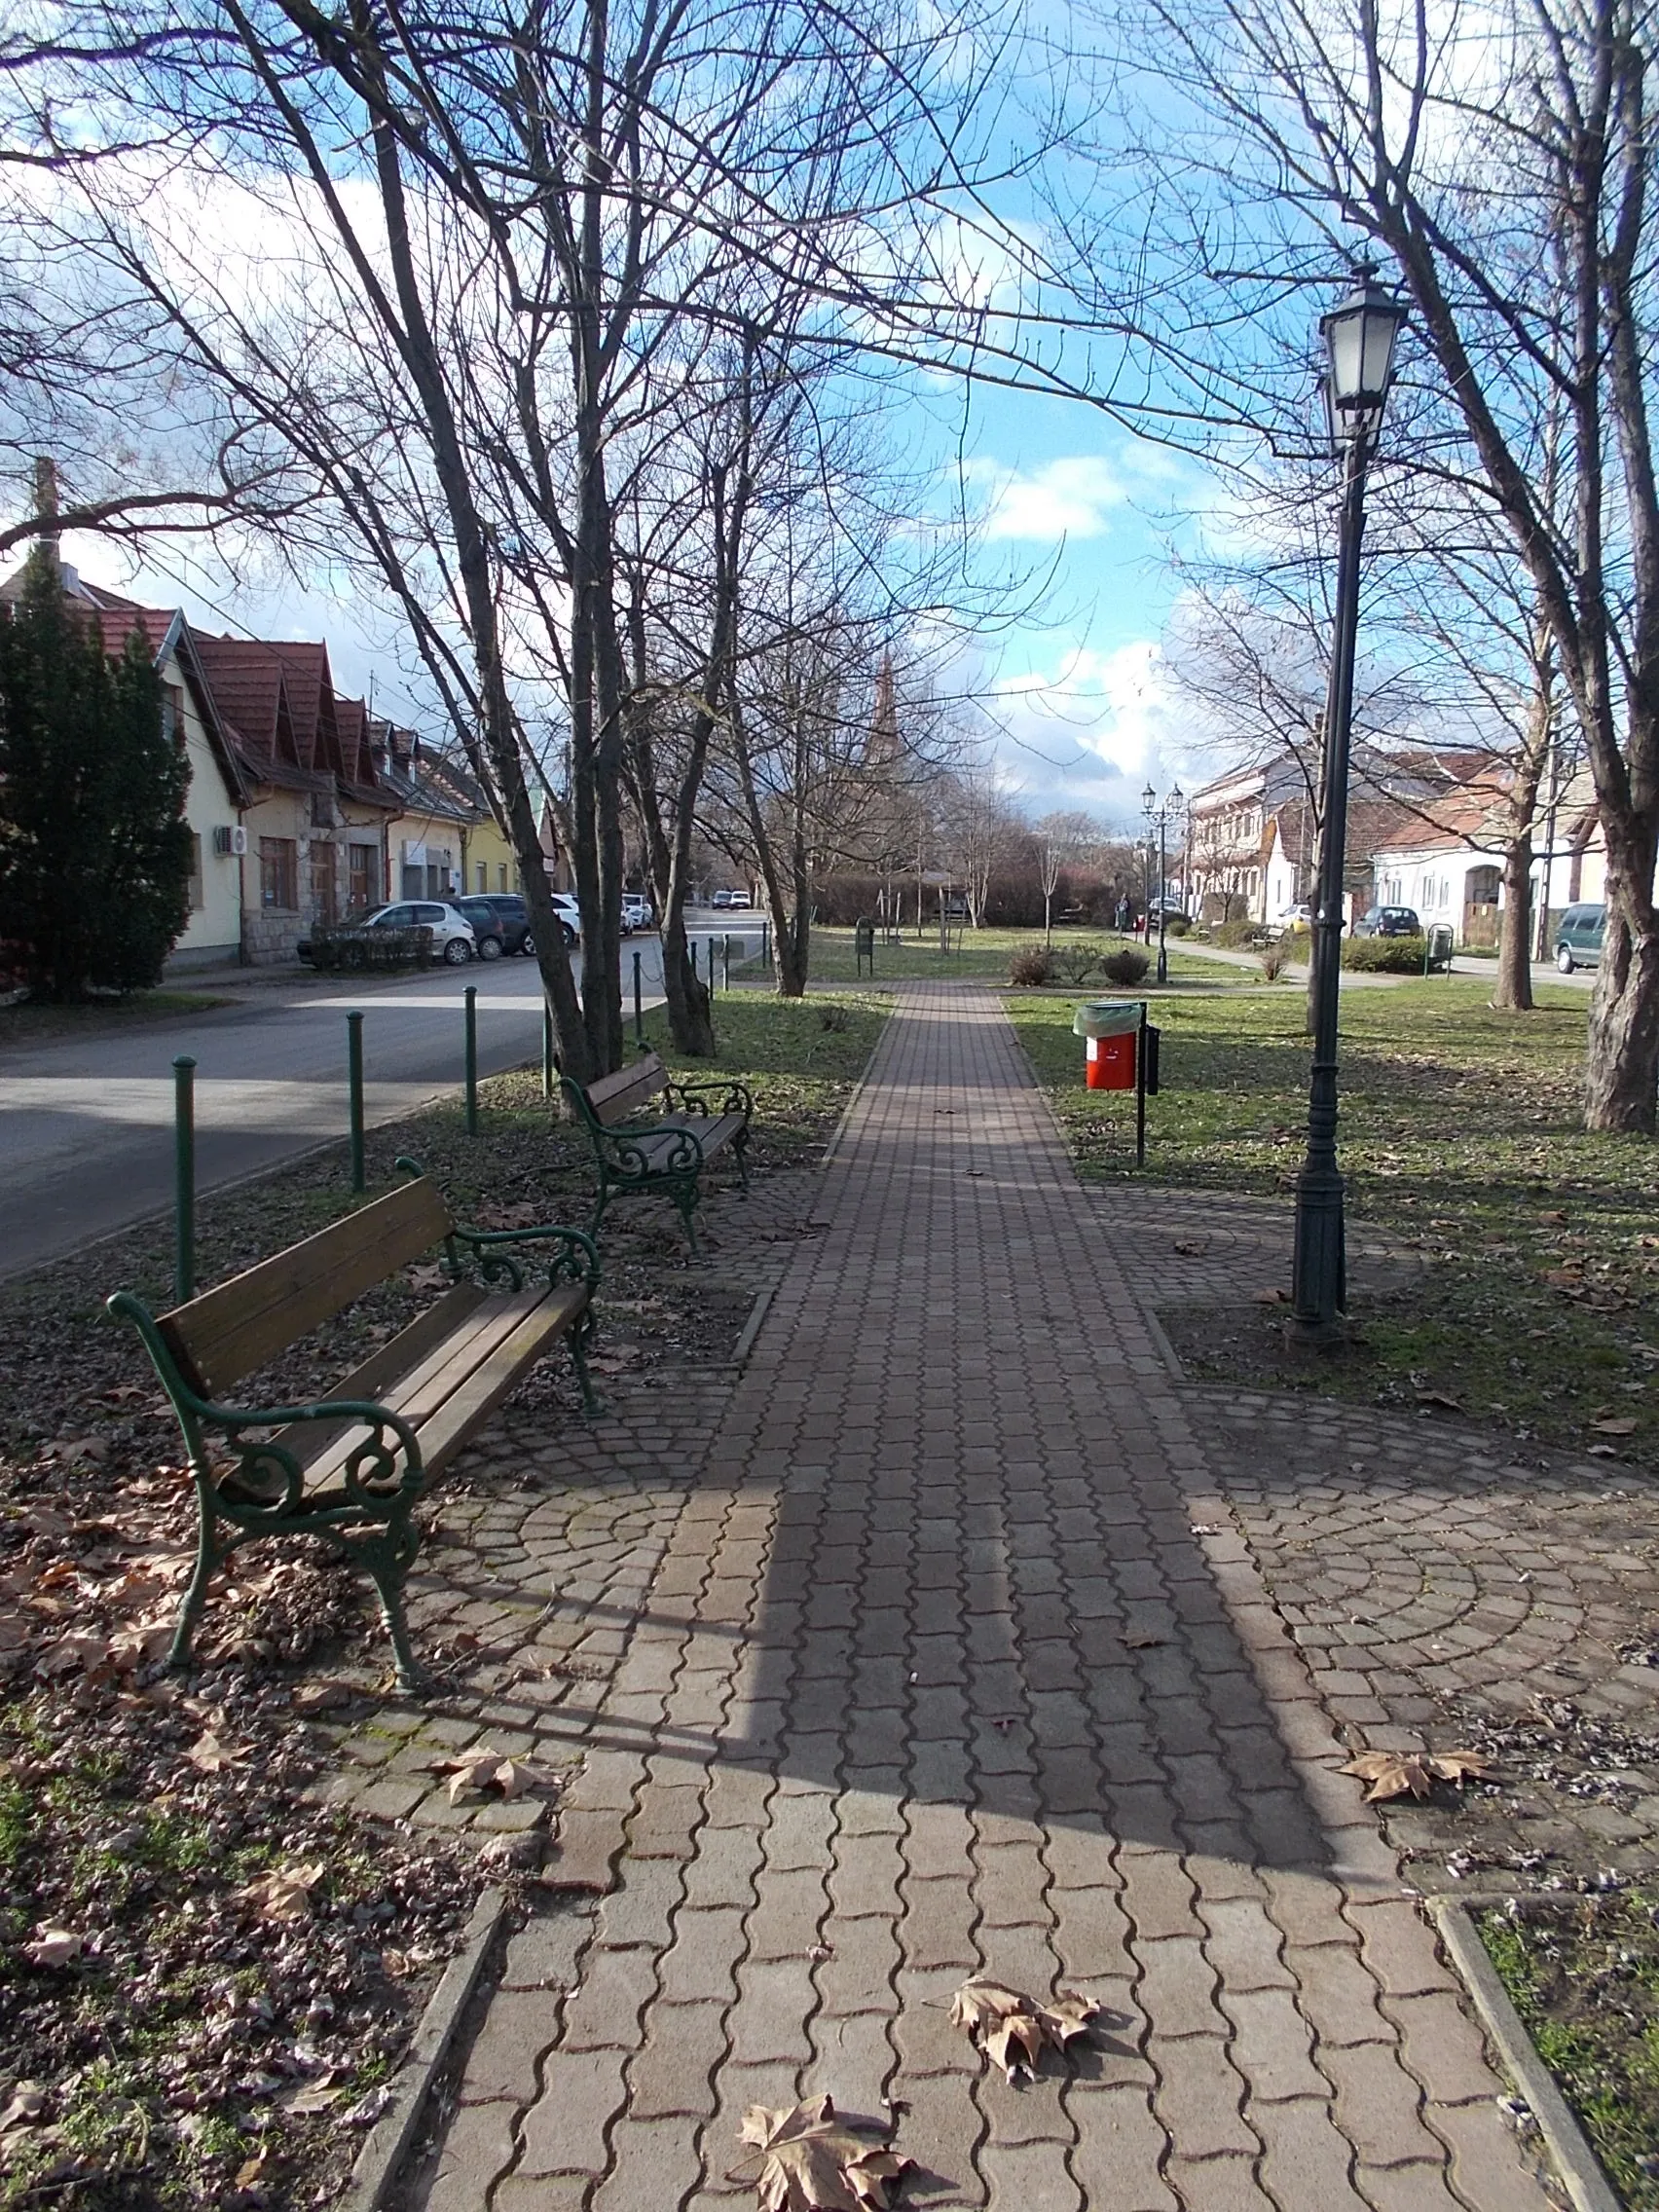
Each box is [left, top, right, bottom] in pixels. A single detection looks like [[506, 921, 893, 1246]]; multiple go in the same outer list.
[[1291, 265, 1408, 1337], [1142, 780, 1182, 986]]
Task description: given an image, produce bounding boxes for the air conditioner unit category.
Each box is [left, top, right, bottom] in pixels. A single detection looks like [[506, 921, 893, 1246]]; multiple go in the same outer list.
[[214, 825, 249, 857]]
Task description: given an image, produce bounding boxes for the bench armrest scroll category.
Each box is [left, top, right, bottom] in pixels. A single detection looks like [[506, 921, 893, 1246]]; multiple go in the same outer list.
[[447, 1222, 601, 1294], [664, 1078, 754, 1124]]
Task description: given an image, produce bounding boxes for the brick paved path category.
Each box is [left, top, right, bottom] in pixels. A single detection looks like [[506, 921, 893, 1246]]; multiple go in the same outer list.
[[420, 985, 1551, 2212]]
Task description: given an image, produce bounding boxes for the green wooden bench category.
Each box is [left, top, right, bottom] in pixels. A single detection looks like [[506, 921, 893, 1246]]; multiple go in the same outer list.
[[561, 1050, 752, 1253], [107, 1169, 600, 1690]]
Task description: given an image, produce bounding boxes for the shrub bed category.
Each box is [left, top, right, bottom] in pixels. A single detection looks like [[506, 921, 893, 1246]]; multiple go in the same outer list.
[[1343, 934, 1426, 973]]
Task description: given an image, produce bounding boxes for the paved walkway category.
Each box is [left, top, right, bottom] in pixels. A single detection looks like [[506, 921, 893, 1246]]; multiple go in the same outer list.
[[416, 985, 1550, 2212]]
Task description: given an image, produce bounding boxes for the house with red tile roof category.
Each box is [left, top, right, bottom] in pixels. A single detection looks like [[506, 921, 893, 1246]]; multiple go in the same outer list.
[[2, 556, 407, 963], [189, 631, 397, 959]]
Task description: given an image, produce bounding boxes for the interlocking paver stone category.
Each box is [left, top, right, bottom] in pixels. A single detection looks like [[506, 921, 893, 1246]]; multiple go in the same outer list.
[[419, 985, 1551, 2212]]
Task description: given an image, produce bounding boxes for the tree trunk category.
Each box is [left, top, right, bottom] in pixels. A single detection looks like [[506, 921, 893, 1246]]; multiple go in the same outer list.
[[1491, 833, 1535, 1011], [1583, 814, 1659, 1129], [658, 903, 716, 1057]]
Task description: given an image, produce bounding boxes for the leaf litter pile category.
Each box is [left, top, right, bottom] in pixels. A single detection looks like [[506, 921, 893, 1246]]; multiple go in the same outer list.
[[0, 1484, 490, 2210]]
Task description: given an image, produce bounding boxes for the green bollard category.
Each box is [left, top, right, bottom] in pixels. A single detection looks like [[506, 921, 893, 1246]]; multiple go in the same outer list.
[[463, 984, 478, 1136], [347, 1011, 365, 1193], [633, 950, 645, 1048], [542, 1001, 555, 1099], [172, 1054, 196, 1308]]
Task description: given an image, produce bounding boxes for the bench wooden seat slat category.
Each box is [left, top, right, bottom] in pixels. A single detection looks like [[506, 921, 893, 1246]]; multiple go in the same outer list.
[[411, 1288, 588, 1482], [108, 1174, 601, 1689], [562, 1052, 753, 1253], [159, 1179, 454, 1397], [279, 1288, 541, 1481]]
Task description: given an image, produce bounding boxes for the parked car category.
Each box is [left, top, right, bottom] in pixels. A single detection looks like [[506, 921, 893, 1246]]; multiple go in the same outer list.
[[622, 892, 655, 932], [711, 888, 753, 909], [454, 896, 509, 959], [1554, 902, 1606, 973], [297, 900, 477, 966], [1276, 902, 1313, 930], [547, 893, 581, 946], [471, 892, 535, 955], [1353, 904, 1422, 938]]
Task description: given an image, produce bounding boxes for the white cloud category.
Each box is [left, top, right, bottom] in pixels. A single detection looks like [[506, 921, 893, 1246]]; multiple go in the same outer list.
[[982, 637, 1201, 820], [963, 454, 1127, 542]]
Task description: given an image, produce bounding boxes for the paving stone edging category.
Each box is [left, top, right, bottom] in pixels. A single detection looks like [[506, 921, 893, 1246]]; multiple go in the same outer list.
[[337, 1885, 509, 2212], [1429, 1894, 1622, 2212]]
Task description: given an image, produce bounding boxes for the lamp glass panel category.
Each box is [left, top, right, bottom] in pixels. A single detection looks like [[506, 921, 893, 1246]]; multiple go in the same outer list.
[[1324, 308, 1366, 403], [1359, 304, 1402, 395]]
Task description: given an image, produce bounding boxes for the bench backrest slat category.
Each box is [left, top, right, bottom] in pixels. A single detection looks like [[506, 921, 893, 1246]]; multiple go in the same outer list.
[[157, 1179, 455, 1397], [584, 1053, 667, 1126]]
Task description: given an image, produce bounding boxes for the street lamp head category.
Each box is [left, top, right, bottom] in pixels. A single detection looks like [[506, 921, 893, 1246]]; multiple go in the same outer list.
[[1320, 263, 1406, 443], [1142, 781, 1157, 819], [1169, 781, 1183, 808]]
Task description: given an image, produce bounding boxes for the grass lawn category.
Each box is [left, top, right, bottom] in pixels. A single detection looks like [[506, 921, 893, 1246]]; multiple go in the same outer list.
[[1480, 1896, 1659, 2209], [777, 923, 1241, 991], [1007, 978, 1659, 1459]]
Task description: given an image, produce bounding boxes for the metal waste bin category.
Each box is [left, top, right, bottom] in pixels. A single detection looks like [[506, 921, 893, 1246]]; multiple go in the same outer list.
[[1072, 1000, 1140, 1091]]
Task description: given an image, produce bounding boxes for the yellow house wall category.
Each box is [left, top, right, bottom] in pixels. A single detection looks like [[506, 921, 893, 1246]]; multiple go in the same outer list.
[[463, 814, 517, 897], [166, 645, 245, 968]]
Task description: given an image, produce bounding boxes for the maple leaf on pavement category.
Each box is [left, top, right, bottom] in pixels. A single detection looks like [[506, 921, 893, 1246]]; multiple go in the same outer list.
[[1342, 1749, 1496, 1803], [948, 1977, 1100, 2083], [735, 2095, 907, 2211]]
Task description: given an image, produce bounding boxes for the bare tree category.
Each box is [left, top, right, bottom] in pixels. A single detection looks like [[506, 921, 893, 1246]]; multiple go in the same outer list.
[[1077, 0, 1659, 1127]]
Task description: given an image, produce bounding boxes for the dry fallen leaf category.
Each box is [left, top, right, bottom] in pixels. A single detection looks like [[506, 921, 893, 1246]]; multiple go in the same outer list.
[[186, 1733, 245, 1774], [438, 1750, 535, 1804], [1342, 1750, 1495, 1803], [23, 1928, 84, 1969], [948, 1977, 1099, 2083], [0, 2084, 46, 2130], [1589, 1418, 1639, 1437], [290, 1680, 354, 1714], [736, 2095, 907, 2211], [236, 1862, 326, 1922], [1422, 1750, 1495, 1786]]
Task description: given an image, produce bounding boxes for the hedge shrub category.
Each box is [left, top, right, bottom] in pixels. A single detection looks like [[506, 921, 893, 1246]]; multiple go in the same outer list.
[[1342, 934, 1426, 973]]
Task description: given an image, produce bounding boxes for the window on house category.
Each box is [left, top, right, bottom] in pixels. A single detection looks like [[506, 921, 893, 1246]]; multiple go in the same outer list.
[[187, 832, 204, 910], [477, 862, 488, 893], [260, 836, 298, 910], [349, 842, 380, 912], [162, 683, 184, 744], [498, 865, 508, 892]]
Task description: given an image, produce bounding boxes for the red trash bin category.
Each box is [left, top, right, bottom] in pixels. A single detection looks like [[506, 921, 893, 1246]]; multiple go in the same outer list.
[[1086, 1030, 1136, 1090]]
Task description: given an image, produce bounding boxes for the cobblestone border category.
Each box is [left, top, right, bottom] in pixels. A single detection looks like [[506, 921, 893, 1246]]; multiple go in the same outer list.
[[1429, 1895, 1621, 2212], [338, 1885, 509, 2212]]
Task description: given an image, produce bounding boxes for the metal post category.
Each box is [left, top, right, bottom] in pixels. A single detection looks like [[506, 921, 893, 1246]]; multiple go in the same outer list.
[[1135, 1005, 1148, 1167], [347, 1012, 365, 1193], [722, 934, 731, 991], [690, 938, 700, 988], [463, 983, 478, 1136], [1156, 817, 1169, 985], [172, 1054, 196, 1308], [542, 1001, 555, 1098], [1291, 427, 1371, 1335], [762, 920, 772, 972], [633, 950, 645, 1046]]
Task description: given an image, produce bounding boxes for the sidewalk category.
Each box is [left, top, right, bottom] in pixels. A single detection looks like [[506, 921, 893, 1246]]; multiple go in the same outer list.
[[407, 982, 1549, 2212]]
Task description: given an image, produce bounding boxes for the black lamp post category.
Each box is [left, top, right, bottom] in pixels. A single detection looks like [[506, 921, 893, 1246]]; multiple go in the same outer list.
[[1142, 781, 1182, 986], [1291, 265, 1408, 1336]]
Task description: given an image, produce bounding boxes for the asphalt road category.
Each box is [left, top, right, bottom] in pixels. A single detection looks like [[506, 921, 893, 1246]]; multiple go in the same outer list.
[[0, 946, 636, 1282], [0, 916, 774, 1281]]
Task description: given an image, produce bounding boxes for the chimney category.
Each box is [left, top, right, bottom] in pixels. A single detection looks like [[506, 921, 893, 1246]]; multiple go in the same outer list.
[[33, 456, 60, 570]]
